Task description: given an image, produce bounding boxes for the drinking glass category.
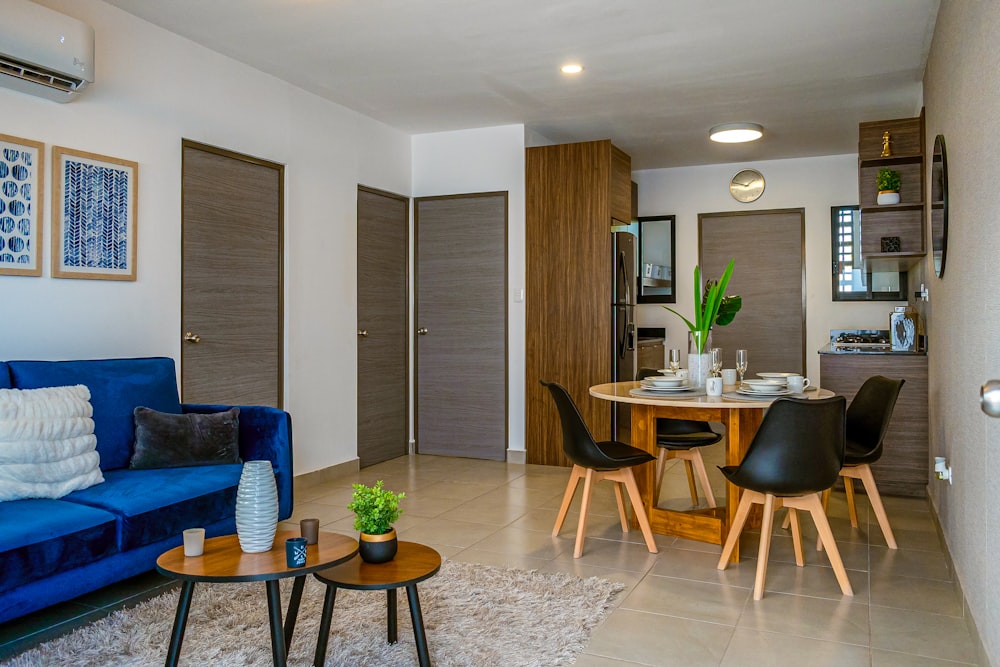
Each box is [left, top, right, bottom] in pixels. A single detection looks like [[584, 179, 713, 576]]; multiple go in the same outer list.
[[736, 349, 749, 382], [668, 349, 681, 373], [710, 348, 723, 377]]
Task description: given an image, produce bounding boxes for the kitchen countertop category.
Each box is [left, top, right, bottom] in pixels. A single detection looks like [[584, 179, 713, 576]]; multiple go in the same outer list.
[[817, 343, 926, 356]]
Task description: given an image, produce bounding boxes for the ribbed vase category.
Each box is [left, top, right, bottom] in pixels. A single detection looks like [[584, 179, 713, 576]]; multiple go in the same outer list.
[[235, 460, 279, 553]]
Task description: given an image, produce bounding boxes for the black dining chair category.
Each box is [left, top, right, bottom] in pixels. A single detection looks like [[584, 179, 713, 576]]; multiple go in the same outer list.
[[717, 396, 853, 600], [823, 375, 905, 550], [541, 380, 658, 558], [636, 368, 722, 508]]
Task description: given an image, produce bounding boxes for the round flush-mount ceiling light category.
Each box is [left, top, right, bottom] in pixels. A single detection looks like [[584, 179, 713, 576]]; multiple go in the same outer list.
[[560, 64, 584, 74], [709, 123, 764, 143]]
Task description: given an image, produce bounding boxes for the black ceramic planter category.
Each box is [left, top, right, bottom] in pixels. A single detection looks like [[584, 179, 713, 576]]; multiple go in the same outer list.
[[358, 528, 397, 563]]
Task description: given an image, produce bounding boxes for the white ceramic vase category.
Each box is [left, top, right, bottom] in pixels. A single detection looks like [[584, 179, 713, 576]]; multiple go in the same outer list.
[[877, 191, 900, 205], [687, 330, 712, 389], [235, 460, 279, 553]]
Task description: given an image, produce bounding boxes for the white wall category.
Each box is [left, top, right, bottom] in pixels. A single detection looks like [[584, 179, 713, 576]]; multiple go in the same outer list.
[[924, 2, 1000, 663], [0, 0, 411, 476], [411, 125, 527, 452], [634, 155, 905, 382]]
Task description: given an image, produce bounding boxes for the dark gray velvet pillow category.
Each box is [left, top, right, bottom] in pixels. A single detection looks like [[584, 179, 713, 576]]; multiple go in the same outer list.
[[130, 407, 241, 469]]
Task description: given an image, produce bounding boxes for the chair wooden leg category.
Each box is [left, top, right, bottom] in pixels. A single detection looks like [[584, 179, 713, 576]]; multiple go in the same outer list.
[[552, 465, 584, 537], [573, 468, 595, 558], [619, 468, 658, 554], [816, 488, 831, 552], [843, 476, 859, 528], [718, 489, 758, 570], [688, 449, 717, 508], [751, 493, 777, 600], [795, 493, 853, 596], [613, 482, 629, 533], [855, 464, 897, 549], [683, 460, 698, 505], [654, 448, 668, 505], [788, 508, 804, 567]]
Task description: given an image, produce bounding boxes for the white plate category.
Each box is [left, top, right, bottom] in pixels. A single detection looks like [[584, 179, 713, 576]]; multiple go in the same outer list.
[[642, 377, 687, 387], [630, 387, 706, 398], [638, 384, 696, 392], [737, 387, 792, 397], [742, 378, 784, 386], [757, 372, 796, 379]]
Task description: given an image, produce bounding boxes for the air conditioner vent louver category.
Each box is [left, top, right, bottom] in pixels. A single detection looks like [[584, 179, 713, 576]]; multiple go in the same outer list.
[[0, 56, 85, 93]]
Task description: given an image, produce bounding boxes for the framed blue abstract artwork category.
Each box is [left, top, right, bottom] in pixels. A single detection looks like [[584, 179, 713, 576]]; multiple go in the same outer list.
[[52, 146, 138, 281], [0, 134, 44, 277]]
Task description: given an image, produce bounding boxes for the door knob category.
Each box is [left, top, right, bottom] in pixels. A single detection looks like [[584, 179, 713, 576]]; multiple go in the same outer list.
[[184, 332, 201, 343], [417, 328, 428, 335], [981, 379, 1000, 417], [358, 329, 368, 337]]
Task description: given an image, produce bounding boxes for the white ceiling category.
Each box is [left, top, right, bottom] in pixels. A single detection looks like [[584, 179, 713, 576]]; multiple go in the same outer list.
[[101, 0, 940, 169]]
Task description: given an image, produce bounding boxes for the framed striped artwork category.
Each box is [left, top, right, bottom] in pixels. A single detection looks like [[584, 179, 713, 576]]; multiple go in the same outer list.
[[0, 134, 44, 277]]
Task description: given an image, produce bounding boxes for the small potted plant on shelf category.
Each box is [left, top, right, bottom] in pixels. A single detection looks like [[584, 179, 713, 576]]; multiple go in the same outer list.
[[348, 480, 405, 563], [876, 168, 901, 205]]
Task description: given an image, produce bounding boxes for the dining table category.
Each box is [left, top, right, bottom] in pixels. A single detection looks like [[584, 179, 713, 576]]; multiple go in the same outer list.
[[589, 380, 835, 562]]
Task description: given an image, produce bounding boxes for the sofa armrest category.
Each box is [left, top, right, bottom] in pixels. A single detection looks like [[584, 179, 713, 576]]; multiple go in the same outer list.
[[182, 404, 293, 520]]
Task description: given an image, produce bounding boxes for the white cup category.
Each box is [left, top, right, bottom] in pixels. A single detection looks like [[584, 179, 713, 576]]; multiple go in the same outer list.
[[183, 528, 205, 557], [675, 369, 689, 380], [787, 375, 811, 393], [721, 369, 737, 385], [706, 376, 724, 396]]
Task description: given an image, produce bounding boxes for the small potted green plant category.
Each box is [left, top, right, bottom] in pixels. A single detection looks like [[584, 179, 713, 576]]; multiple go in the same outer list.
[[876, 168, 901, 205], [348, 480, 405, 563]]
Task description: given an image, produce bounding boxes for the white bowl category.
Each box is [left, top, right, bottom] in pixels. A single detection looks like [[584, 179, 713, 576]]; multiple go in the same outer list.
[[644, 376, 686, 387], [741, 382, 784, 394]]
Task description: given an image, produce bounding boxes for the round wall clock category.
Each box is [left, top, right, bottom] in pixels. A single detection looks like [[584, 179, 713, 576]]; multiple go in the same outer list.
[[729, 168, 765, 203]]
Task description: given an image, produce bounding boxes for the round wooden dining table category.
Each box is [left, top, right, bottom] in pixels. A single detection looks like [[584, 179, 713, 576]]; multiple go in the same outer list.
[[589, 381, 834, 562]]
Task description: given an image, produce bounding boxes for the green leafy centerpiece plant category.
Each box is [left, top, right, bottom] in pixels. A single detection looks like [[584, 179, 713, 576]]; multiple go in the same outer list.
[[876, 168, 901, 205], [348, 480, 405, 563], [662, 259, 741, 387]]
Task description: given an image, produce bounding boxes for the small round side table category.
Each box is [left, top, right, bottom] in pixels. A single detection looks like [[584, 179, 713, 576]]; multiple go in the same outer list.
[[312, 541, 441, 667]]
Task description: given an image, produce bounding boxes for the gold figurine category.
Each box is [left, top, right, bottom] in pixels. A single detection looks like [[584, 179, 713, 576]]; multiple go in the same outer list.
[[881, 131, 892, 158]]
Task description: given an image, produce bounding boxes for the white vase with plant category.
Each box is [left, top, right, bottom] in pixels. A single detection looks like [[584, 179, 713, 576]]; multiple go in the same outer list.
[[662, 259, 741, 388]]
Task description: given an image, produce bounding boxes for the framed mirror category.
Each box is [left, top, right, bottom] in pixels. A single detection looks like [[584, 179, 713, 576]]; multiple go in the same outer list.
[[931, 134, 949, 278], [637, 215, 676, 303]]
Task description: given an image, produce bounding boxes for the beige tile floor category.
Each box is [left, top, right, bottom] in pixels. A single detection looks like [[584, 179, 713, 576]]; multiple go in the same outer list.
[[286, 452, 981, 666]]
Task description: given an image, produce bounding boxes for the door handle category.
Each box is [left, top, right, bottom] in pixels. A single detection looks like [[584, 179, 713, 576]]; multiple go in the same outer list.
[[417, 328, 428, 335], [358, 329, 368, 337], [184, 332, 201, 344], [981, 380, 1000, 417]]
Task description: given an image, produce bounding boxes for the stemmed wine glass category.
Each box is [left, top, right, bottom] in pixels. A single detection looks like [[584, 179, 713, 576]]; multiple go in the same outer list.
[[668, 349, 681, 373], [710, 348, 723, 378], [736, 349, 749, 383]]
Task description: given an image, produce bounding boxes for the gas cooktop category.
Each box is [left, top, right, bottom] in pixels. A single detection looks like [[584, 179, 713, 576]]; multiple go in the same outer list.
[[830, 329, 891, 352]]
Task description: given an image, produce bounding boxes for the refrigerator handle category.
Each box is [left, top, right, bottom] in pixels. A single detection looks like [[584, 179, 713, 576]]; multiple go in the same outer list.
[[617, 251, 631, 305], [626, 320, 635, 352]]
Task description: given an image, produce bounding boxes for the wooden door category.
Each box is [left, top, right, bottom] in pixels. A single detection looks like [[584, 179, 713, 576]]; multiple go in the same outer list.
[[699, 209, 805, 376], [181, 141, 283, 406], [357, 186, 409, 467], [414, 193, 507, 460]]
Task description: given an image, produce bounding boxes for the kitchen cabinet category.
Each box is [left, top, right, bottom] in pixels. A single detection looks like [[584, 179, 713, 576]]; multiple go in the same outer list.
[[526, 139, 632, 466], [858, 112, 925, 272], [819, 352, 928, 497]]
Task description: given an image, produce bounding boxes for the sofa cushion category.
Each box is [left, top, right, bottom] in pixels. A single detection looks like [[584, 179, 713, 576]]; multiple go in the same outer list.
[[130, 407, 240, 470], [0, 499, 118, 594], [64, 465, 242, 551], [7, 358, 182, 471], [0, 362, 10, 389]]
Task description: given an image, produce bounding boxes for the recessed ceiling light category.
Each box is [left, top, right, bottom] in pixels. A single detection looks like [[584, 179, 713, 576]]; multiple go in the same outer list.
[[561, 64, 584, 74], [709, 123, 764, 143]]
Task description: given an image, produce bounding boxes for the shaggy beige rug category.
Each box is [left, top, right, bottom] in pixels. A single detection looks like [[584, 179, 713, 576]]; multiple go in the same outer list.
[[3, 561, 623, 666]]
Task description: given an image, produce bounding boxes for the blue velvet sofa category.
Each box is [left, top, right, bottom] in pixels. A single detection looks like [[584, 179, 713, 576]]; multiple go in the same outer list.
[[0, 357, 293, 624]]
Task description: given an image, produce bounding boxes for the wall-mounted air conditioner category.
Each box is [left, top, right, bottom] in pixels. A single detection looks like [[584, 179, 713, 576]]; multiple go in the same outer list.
[[0, 0, 95, 103]]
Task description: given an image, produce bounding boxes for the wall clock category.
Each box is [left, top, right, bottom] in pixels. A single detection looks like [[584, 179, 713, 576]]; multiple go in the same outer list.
[[729, 168, 765, 203]]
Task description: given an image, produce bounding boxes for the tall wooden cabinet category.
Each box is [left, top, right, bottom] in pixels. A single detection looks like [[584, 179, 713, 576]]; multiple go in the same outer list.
[[858, 111, 926, 272], [526, 140, 631, 466]]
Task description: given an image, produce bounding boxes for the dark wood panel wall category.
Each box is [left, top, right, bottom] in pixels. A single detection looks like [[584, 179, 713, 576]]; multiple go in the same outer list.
[[819, 354, 929, 497], [525, 140, 630, 466]]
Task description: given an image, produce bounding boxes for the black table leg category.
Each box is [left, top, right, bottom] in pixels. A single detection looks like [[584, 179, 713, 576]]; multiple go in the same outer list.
[[313, 585, 337, 667], [165, 581, 196, 667], [284, 576, 306, 653], [386, 588, 398, 644], [265, 580, 288, 666], [406, 584, 431, 667]]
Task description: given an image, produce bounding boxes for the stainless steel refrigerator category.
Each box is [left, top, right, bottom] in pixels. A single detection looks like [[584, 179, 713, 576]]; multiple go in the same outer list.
[[612, 231, 637, 442]]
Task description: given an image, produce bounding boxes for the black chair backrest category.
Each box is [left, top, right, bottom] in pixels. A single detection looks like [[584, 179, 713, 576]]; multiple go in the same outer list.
[[846, 376, 905, 458], [540, 380, 625, 470], [726, 396, 846, 496], [636, 367, 715, 435]]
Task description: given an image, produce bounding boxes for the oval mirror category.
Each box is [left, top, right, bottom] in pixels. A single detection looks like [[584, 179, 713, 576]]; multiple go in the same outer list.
[[931, 134, 949, 278]]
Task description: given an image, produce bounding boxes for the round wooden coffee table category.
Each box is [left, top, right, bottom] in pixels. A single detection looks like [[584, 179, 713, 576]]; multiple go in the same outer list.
[[156, 529, 357, 667], [312, 541, 442, 667]]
